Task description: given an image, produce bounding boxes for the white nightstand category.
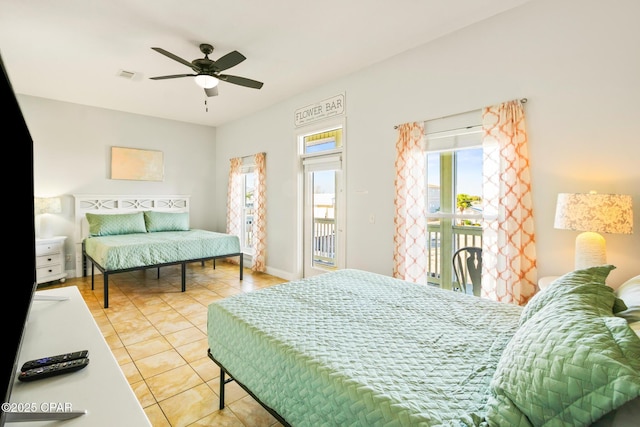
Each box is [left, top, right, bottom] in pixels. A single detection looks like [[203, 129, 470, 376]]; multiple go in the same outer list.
[[35, 236, 68, 285], [538, 276, 561, 291]]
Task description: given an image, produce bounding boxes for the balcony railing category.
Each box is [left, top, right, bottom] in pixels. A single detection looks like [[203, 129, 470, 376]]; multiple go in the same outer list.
[[426, 223, 482, 287], [313, 218, 336, 267], [312, 218, 482, 285]]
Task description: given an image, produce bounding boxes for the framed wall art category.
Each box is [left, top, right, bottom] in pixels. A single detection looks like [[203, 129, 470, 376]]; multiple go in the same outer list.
[[111, 147, 164, 181]]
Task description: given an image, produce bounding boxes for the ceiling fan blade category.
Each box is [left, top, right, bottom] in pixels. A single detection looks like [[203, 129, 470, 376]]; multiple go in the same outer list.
[[151, 47, 197, 70], [219, 74, 264, 89], [204, 86, 219, 97], [214, 50, 246, 72], [149, 74, 196, 80]]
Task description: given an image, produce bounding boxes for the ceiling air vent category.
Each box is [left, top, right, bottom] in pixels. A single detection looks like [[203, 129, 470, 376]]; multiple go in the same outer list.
[[117, 69, 137, 80]]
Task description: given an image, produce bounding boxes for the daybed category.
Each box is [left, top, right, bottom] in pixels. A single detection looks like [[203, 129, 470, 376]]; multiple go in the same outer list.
[[207, 266, 640, 426], [74, 195, 242, 308]]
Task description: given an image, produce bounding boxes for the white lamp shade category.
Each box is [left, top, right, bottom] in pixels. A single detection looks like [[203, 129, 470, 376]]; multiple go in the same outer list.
[[34, 197, 62, 215], [194, 74, 219, 89], [554, 193, 633, 234]]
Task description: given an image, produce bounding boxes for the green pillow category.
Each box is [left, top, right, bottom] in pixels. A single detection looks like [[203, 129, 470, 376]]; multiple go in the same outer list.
[[143, 210, 189, 232], [86, 212, 147, 236], [487, 267, 640, 426], [520, 265, 626, 326]]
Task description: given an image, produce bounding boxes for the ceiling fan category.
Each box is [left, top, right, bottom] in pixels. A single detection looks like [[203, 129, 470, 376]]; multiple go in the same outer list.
[[149, 43, 264, 97]]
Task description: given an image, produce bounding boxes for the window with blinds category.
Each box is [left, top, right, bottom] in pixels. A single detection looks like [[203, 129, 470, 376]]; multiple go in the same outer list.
[[424, 110, 484, 291]]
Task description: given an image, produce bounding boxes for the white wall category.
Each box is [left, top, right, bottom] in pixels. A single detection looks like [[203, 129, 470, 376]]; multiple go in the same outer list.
[[22, 96, 217, 275], [214, 0, 640, 286], [23, 0, 640, 287]]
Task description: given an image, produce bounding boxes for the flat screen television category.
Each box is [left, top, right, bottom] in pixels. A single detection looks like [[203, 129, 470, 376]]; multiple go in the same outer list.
[[0, 51, 38, 425]]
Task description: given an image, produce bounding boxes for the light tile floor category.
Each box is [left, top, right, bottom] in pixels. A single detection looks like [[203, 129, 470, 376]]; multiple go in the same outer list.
[[44, 260, 287, 427]]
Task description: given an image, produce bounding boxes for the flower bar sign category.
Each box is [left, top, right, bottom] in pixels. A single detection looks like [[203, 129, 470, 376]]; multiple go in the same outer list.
[[294, 93, 345, 127]]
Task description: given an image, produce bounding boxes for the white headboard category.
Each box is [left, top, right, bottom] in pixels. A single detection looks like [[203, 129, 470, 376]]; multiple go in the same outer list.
[[73, 194, 190, 277]]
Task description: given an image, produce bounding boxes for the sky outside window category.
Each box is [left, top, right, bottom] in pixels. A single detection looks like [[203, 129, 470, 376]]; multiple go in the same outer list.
[[428, 148, 482, 197]]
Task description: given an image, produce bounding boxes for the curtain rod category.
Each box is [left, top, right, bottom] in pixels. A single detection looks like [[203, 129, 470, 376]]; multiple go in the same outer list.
[[393, 98, 528, 129], [230, 152, 266, 161]]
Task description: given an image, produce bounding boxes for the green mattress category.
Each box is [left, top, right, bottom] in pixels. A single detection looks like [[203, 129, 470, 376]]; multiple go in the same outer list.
[[207, 269, 523, 426], [84, 229, 241, 271]]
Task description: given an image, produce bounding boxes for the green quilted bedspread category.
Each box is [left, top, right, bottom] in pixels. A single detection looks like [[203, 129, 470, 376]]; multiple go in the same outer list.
[[84, 229, 240, 271], [483, 266, 640, 427], [207, 269, 523, 426]]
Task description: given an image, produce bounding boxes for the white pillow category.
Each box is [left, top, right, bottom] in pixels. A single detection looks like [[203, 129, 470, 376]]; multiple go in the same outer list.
[[630, 321, 640, 339], [597, 279, 640, 427], [592, 396, 640, 427], [615, 275, 640, 323]]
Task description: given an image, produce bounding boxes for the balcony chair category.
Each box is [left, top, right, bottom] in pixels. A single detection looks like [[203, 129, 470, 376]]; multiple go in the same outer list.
[[452, 247, 482, 296]]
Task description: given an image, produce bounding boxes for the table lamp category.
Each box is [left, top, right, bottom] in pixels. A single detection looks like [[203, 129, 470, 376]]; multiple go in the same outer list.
[[554, 192, 633, 270], [34, 197, 62, 238]]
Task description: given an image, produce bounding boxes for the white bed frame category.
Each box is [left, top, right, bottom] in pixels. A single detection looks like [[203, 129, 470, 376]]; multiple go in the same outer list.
[[73, 194, 190, 277]]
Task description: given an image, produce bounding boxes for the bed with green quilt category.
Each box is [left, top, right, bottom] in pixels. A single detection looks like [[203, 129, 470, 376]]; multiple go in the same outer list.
[[207, 266, 640, 426], [79, 207, 242, 308]]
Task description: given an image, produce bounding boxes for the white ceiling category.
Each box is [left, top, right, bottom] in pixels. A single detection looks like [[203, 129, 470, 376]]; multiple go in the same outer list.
[[0, 0, 533, 127]]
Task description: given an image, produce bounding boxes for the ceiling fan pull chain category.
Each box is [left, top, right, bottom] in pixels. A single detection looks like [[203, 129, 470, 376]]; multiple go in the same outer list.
[[205, 98, 208, 112]]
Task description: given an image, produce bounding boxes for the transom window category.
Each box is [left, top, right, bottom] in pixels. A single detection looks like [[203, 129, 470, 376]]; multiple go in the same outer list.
[[303, 128, 342, 154]]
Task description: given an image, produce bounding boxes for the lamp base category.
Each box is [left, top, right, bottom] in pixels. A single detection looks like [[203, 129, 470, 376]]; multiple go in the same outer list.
[[574, 231, 606, 270], [38, 214, 55, 239]]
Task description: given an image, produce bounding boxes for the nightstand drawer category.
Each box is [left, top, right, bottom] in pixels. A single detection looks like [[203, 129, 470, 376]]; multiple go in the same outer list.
[[36, 264, 64, 282], [35, 236, 68, 285], [36, 253, 63, 268], [36, 242, 63, 256]]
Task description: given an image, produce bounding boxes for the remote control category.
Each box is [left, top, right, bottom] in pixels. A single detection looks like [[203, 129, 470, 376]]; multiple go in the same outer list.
[[18, 358, 90, 382], [20, 350, 89, 371]]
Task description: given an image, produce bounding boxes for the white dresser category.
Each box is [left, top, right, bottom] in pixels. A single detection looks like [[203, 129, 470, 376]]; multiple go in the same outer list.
[[6, 286, 151, 426], [35, 236, 67, 285]]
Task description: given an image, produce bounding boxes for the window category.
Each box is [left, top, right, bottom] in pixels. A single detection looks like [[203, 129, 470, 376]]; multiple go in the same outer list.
[[424, 111, 483, 290], [241, 164, 256, 254], [303, 128, 342, 154], [227, 152, 266, 271]]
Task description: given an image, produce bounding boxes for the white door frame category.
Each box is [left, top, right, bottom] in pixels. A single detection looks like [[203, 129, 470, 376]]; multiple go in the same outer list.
[[295, 118, 346, 279]]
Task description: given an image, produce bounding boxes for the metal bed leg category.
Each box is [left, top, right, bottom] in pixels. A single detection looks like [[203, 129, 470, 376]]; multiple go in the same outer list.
[[82, 242, 87, 277], [239, 255, 243, 280], [219, 368, 226, 410], [208, 350, 289, 425], [104, 273, 109, 309], [219, 367, 235, 410], [181, 262, 186, 292], [91, 264, 95, 290]]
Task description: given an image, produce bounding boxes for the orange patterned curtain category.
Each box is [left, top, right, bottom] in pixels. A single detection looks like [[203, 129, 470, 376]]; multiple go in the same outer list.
[[393, 122, 428, 284], [481, 100, 537, 305], [252, 152, 267, 272], [226, 157, 243, 264]]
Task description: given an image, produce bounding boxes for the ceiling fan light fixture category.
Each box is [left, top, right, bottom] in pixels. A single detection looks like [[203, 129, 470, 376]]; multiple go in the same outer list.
[[150, 45, 263, 94], [194, 74, 218, 89]]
